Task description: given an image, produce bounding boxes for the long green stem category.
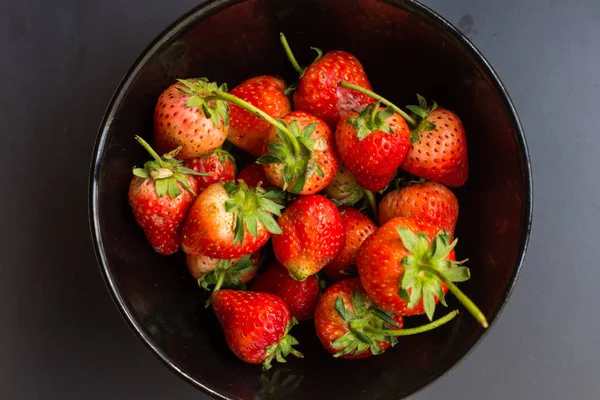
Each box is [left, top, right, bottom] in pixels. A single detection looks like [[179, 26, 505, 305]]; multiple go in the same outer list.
[[369, 101, 381, 123], [338, 82, 417, 127], [279, 33, 304, 75], [365, 190, 378, 223], [135, 135, 163, 163], [420, 265, 489, 328], [208, 91, 301, 158], [366, 309, 459, 336], [205, 269, 226, 308]]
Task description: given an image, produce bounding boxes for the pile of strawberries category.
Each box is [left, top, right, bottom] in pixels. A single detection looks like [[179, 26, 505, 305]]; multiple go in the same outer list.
[[128, 33, 487, 370]]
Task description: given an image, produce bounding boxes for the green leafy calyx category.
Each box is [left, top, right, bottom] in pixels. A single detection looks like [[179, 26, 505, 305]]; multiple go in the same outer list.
[[330, 291, 401, 358], [132, 136, 205, 198], [223, 180, 284, 244], [262, 318, 303, 371], [198, 255, 256, 293], [177, 78, 230, 128], [348, 102, 396, 140], [406, 94, 438, 143], [397, 228, 470, 321]]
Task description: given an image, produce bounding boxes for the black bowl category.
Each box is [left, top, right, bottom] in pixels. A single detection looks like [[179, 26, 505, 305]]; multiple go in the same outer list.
[[89, 0, 533, 399]]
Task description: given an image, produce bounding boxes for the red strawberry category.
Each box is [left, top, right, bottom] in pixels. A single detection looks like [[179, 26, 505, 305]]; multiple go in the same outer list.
[[272, 195, 345, 281], [315, 277, 459, 359], [128, 136, 200, 255], [228, 75, 292, 156], [237, 163, 273, 189], [212, 290, 302, 370], [187, 252, 259, 289], [154, 78, 229, 159], [335, 104, 409, 191], [324, 207, 377, 281], [401, 96, 468, 186], [353, 169, 398, 193], [356, 217, 488, 327], [181, 181, 283, 259], [280, 34, 374, 127], [182, 148, 236, 191], [251, 262, 320, 321], [379, 181, 459, 232]]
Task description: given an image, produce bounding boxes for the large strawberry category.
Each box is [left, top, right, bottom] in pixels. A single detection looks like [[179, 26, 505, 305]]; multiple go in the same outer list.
[[212, 290, 302, 370], [154, 78, 229, 159], [314, 278, 458, 359], [335, 103, 410, 191], [182, 148, 236, 191], [187, 252, 259, 291], [128, 136, 200, 255], [181, 181, 283, 258], [272, 195, 345, 281], [228, 75, 292, 156], [356, 217, 488, 327], [251, 262, 320, 321], [279, 33, 374, 127], [323, 207, 377, 281], [379, 181, 459, 232]]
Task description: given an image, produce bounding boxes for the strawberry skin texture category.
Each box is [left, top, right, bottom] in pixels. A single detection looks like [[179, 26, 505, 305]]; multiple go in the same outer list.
[[181, 183, 270, 258], [401, 108, 468, 187], [379, 181, 459, 232], [273, 195, 345, 281], [182, 151, 236, 191], [228, 76, 292, 156], [356, 217, 449, 316], [324, 207, 377, 281], [353, 169, 397, 192], [251, 262, 320, 321], [212, 290, 291, 365], [314, 278, 403, 359], [335, 108, 410, 178], [262, 111, 339, 194], [293, 51, 374, 127], [237, 163, 273, 189], [154, 81, 228, 159], [128, 175, 198, 255]]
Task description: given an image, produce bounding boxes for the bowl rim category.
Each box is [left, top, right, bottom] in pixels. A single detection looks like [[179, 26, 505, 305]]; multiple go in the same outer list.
[[88, 0, 534, 399]]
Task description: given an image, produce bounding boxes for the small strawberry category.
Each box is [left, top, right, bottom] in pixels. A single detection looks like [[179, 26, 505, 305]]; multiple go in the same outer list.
[[182, 148, 236, 191], [181, 181, 284, 259], [228, 75, 292, 156], [356, 217, 488, 327], [154, 78, 229, 159], [323, 207, 377, 281], [187, 252, 259, 290], [314, 278, 459, 359], [251, 262, 320, 321], [212, 290, 303, 370], [324, 164, 365, 207], [272, 195, 345, 281], [128, 136, 201, 255], [379, 181, 459, 232], [280, 33, 374, 127], [237, 163, 273, 189], [335, 102, 410, 191]]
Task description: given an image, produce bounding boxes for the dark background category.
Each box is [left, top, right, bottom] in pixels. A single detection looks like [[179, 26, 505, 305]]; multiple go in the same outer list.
[[1, 0, 597, 399]]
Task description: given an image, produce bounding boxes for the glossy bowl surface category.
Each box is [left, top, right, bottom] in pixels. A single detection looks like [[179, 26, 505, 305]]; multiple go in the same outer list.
[[89, 1, 533, 399]]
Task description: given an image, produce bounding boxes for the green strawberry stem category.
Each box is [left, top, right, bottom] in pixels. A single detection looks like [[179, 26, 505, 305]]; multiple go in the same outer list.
[[208, 91, 301, 159], [135, 135, 164, 164], [364, 309, 458, 336], [420, 266, 488, 328], [204, 269, 226, 308], [279, 32, 304, 75], [369, 101, 380, 123], [338, 82, 417, 127], [364, 190, 378, 223]]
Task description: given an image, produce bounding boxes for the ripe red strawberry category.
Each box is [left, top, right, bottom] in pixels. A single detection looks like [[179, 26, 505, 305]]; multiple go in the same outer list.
[[128, 136, 200, 255], [212, 290, 302, 370], [379, 181, 459, 232], [356, 217, 488, 327], [280, 34, 374, 127], [401, 96, 468, 186], [335, 103, 410, 191], [187, 252, 259, 289], [324, 207, 377, 281], [228, 75, 292, 156], [182, 148, 236, 191], [315, 277, 460, 359], [251, 262, 320, 321], [237, 163, 273, 189], [353, 169, 398, 193], [154, 78, 229, 159], [181, 181, 283, 259], [272, 195, 345, 281]]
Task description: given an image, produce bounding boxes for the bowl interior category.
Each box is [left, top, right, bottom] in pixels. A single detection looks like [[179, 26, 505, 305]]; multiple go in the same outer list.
[[91, 0, 531, 399]]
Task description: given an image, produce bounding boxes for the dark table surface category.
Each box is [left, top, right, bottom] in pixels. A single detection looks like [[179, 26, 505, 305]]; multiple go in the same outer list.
[[1, 0, 598, 398]]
